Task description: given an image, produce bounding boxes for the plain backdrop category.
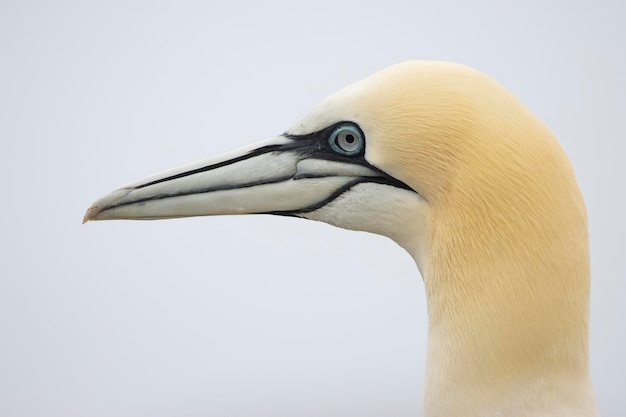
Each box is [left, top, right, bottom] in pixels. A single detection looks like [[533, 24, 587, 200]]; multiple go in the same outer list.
[[1, 1, 624, 416]]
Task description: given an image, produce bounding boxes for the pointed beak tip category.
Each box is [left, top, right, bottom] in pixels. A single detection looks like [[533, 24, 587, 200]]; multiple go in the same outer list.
[[82, 187, 135, 224], [82, 204, 99, 224]]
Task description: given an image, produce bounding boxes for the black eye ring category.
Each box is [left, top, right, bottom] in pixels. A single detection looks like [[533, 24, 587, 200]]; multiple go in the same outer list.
[[328, 124, 364, 156]]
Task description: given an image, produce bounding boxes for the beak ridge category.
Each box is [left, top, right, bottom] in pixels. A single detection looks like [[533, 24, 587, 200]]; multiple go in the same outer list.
[[83, 135, 386, 223]]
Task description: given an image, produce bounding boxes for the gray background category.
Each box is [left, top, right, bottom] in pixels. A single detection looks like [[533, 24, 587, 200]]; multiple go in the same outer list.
[[1, 1, 624, 416]]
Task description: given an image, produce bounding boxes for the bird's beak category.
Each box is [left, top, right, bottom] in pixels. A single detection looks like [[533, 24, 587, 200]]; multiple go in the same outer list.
[[83, 134, 406, 223]]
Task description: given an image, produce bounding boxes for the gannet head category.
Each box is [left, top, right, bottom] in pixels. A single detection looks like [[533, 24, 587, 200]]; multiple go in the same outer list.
[[84, 61, 584, 275], [85, 62, 453, 266], [84, 61, 596, 416]]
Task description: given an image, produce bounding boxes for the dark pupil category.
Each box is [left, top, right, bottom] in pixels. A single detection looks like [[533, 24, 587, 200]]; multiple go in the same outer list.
[[345, 134, 355, 143]]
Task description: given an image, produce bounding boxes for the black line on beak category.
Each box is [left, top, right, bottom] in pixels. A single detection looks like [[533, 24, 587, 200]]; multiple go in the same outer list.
[[264, 175, 413, 217], [136, 143, 288, 189], [110, 121, 415, 215]]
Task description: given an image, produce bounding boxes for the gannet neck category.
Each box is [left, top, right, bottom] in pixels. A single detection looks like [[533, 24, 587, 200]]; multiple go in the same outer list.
[[392, 65, 596, 416], [422, 183, 595, 417]]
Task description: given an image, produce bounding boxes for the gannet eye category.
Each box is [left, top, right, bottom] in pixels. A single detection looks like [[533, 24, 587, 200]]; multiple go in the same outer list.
[[329, 125, 364, 156]]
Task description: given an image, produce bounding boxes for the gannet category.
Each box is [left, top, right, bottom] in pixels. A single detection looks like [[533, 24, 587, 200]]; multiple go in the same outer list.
[[84, 61, 599, 417]]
